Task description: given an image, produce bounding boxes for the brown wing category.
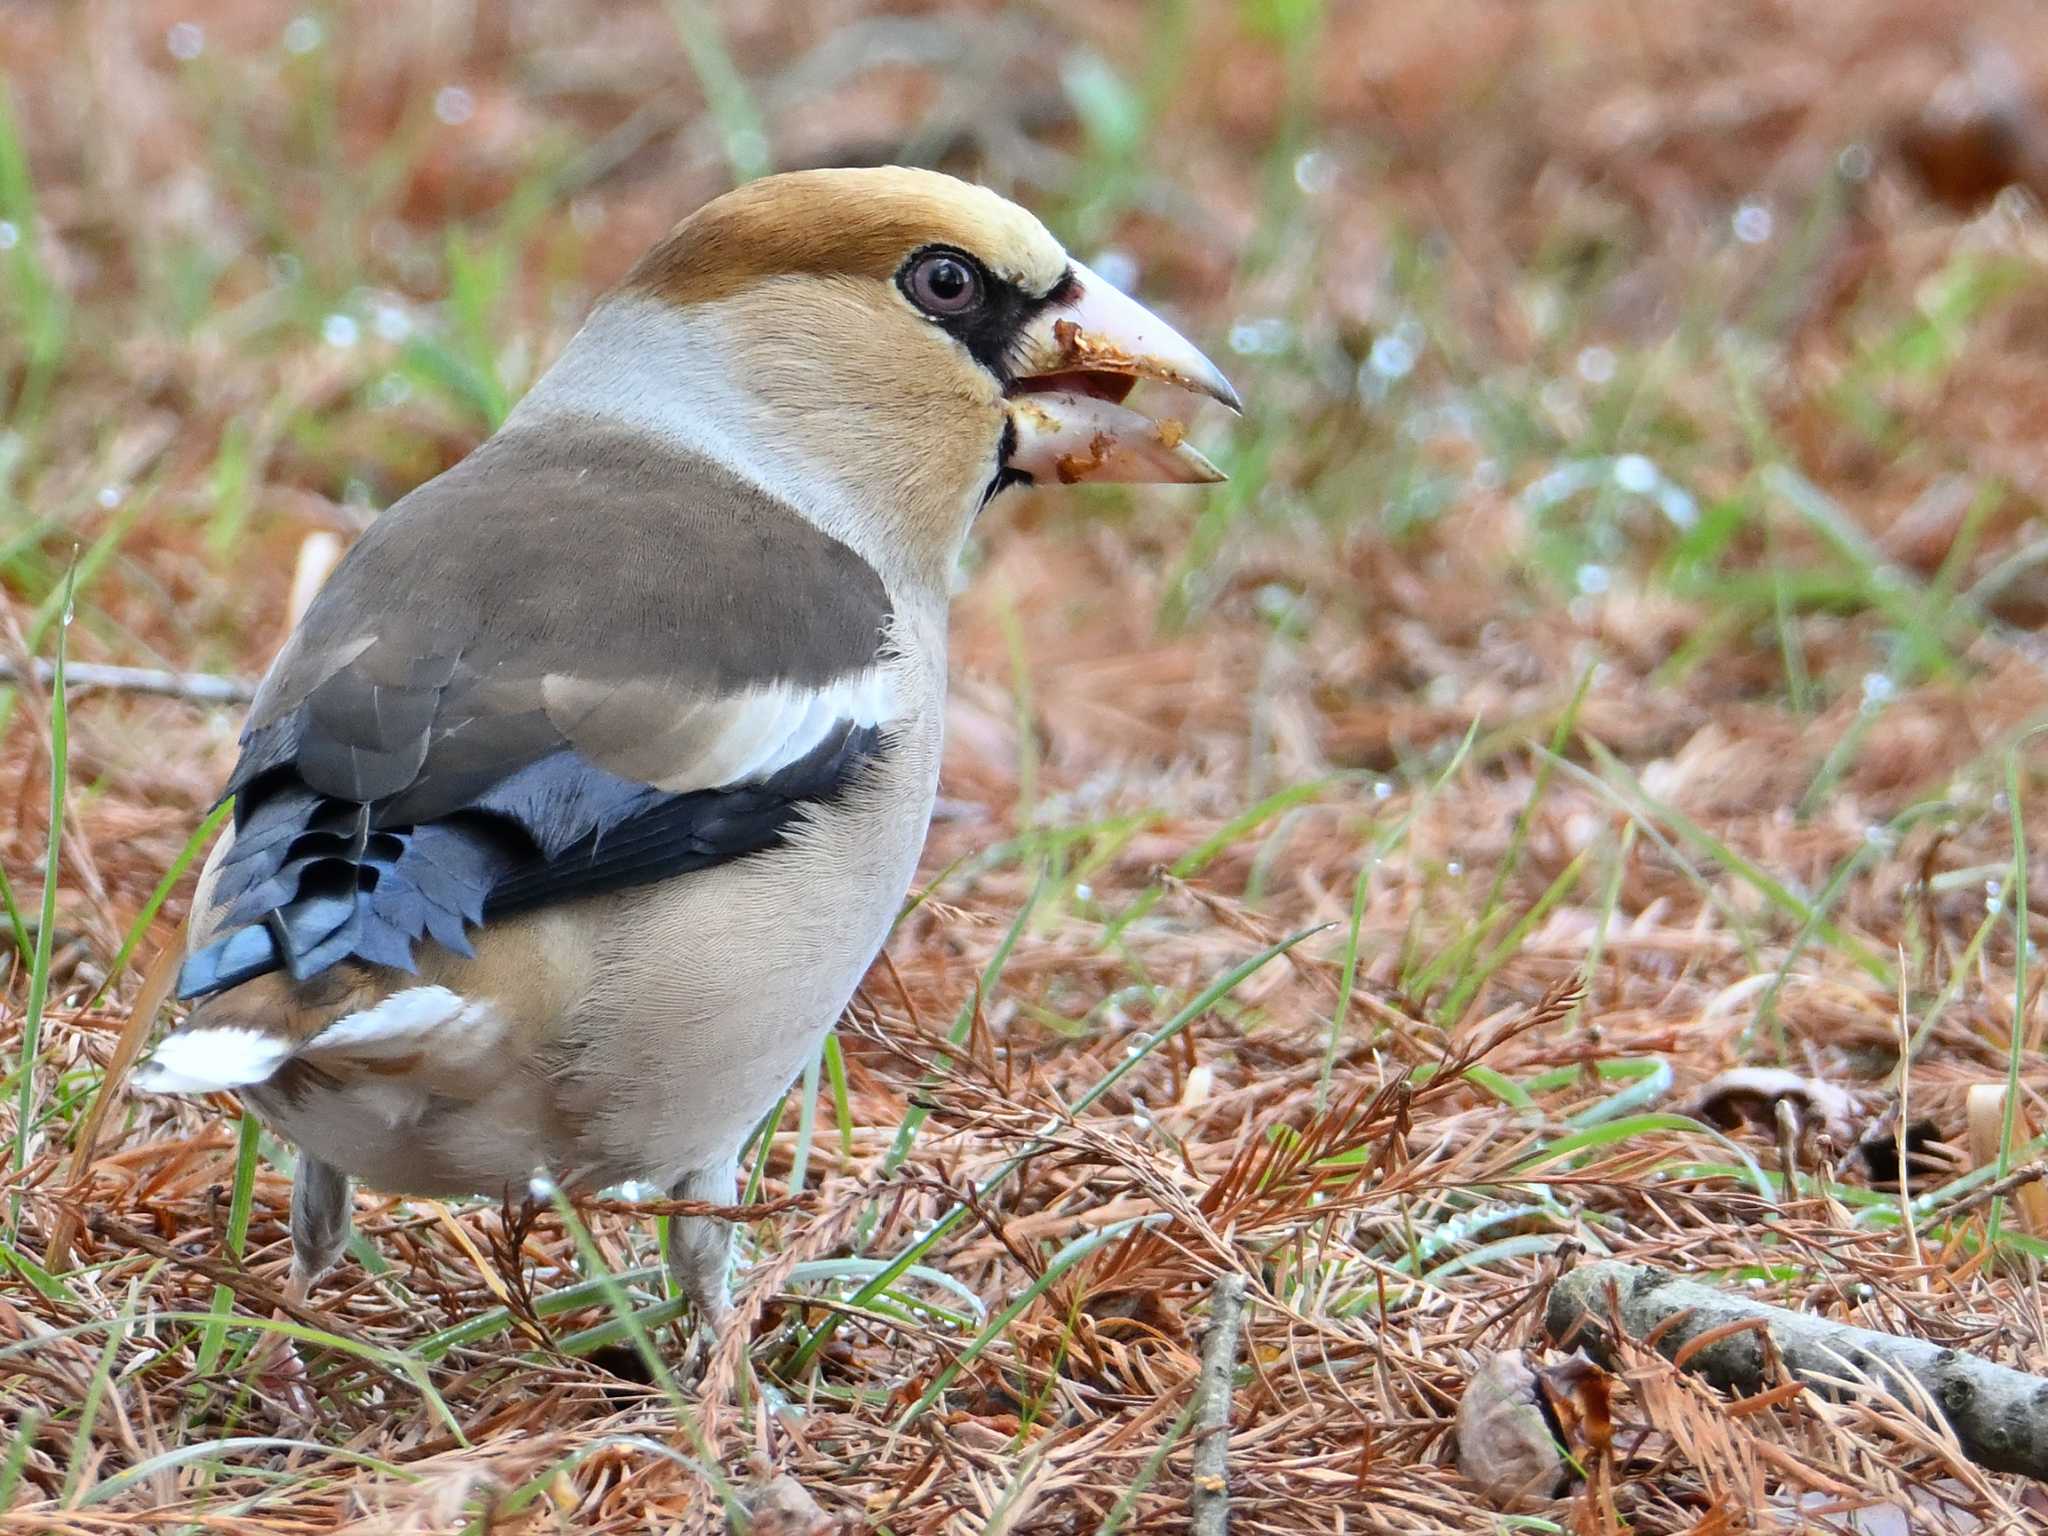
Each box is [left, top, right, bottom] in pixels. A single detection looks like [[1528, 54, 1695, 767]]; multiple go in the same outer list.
[[180, 423, 893, 999]]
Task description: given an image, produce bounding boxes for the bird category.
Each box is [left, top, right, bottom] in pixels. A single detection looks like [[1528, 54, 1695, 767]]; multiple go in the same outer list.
[[134, 166, 1239, 1340]]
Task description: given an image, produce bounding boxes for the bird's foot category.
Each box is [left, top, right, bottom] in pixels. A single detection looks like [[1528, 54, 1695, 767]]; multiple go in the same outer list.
[[678, 1299, 733, 1384], [249, 1272, 321, 1422], [254, 1326, 319, 1423]]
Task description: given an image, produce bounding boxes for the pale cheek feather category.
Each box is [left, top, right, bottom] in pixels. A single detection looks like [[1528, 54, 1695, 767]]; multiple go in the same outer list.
[[507, 296, 845, 523], [508, 291, 1000, 597], [132, 1027, 292, 1095]]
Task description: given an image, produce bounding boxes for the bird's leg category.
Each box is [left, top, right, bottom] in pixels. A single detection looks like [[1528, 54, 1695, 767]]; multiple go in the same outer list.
[[255, 1155, 352, 1416], [664, 1156, 737, 1373], [289, 1153, 354, 1297]]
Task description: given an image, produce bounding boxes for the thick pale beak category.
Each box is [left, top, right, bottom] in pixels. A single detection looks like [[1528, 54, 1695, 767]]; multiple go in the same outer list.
[[1003, 260, 1240, 487]]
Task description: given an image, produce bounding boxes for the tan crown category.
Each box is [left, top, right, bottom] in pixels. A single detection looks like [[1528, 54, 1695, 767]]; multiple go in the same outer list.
[[621, 166, 1071, 308]]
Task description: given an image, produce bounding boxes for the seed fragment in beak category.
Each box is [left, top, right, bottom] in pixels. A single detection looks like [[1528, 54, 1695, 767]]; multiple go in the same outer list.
[[1006, 391, 1225, 486], [1011, 261, 1242, 412]]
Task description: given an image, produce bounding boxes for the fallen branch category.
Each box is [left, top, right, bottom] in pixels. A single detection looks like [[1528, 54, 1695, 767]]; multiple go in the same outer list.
[[0, 657, 255, 704], [1547, 1260, 2048, 1482], [1191, 1272, 1249, 1536]]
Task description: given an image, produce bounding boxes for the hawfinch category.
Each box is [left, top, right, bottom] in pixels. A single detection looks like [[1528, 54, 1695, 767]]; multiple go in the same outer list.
[[137, 167, 1238, 1330]]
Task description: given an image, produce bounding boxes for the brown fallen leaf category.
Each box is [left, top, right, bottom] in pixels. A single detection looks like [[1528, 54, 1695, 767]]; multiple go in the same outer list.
[[1689, 1067, 1858, 1145], [1537, 1351, 1613, 1463], [1892, 45, 2048, 212], [1964, 1084, 2048, 1235], [1454, 1350, 1569, 1508], [741, 1467, 839, 1536]]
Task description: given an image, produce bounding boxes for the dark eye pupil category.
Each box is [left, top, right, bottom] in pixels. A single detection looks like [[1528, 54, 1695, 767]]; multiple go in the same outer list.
[[908, 252, 980, 315]]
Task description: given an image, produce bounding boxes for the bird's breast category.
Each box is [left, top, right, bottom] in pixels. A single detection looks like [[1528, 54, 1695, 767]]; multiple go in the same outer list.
[[552, 695, 945, 1187]]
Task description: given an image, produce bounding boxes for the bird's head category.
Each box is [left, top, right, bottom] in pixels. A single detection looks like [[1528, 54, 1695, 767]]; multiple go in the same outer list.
[[515, 167, 1238, 595]]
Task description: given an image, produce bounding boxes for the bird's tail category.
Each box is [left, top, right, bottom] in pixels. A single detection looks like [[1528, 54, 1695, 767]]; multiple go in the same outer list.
[[132, 968, 383, 1096]]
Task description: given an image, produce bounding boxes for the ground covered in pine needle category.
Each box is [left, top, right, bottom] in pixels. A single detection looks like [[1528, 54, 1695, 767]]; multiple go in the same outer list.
[[8, 2, 2048, 1530]]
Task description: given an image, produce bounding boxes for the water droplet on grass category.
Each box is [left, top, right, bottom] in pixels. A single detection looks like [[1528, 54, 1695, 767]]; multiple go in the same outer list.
[[1657, 484, 1698, 529], [1613, 453, 1658, 494], [1293, 150, 1337, 195], [1576, 345, 1616, 384], [322, 313, 359, 348], [166, 22, 204, 60], [434, 86, 475, 125], [1733, 201, 1773, 244], [283, 15, 322, 53], [1368, 332, 1416, 380]]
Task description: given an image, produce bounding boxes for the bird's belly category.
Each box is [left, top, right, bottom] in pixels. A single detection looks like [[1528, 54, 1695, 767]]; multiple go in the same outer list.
[[248, 1075, 560, 1198], [553, 745, 939, 1189]]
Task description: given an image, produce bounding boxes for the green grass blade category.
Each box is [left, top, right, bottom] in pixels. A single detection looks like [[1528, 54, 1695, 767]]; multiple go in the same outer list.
[[0, 857, 30, 970], [1992, 742, 2037, 1246], [665, 0, 771, 184], [11, 563, 72, 1230], [543, 1188, 738, 1521], [823, 1030, 855, 1166], [861, 870, 1044, 1245], [1315, 858, 1372, 1107], [59, 1290, 133, 1506], [0, 1407, 36, 1507], [90, 797, 232, 1006], [81, 1438, 419, 1508], [192, 1110, 264, 1385], [892, 1216, 1158, 1429]]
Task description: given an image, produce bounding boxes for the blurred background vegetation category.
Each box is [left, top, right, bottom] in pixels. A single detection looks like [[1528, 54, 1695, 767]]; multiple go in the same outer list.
[[9, 1, 2048, 1529]]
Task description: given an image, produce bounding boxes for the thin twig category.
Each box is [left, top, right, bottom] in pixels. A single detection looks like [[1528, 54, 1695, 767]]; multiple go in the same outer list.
[[0, 657, 255, 704], [572, 1189, 819, 1221], [1916, 1159, 2048, 1232], [85, 1212, 355, 1337], [1191, 1271, 1248, 1536]]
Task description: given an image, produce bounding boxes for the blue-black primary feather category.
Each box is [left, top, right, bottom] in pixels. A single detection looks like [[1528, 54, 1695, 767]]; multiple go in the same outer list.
[[176, 723, 884, 1001]]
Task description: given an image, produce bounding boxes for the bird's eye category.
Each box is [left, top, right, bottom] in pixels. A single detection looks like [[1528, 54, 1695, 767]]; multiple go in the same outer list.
[[904, 251, 983, 317]]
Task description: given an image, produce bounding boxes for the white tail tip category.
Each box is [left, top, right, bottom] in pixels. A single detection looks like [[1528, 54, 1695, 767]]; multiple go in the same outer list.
[[132, 1026, 291, 1095]]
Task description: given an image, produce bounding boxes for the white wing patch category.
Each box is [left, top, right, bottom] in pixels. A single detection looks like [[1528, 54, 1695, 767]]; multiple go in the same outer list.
[[302, 985, 496, 1059], [132, 1027, 291, 1095], [546, 667, 894, 795], [710, 671, 893, 786]]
